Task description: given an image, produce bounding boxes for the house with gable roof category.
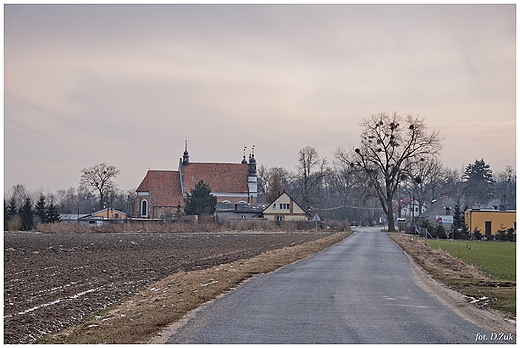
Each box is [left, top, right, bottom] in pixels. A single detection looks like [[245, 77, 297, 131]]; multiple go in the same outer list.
[[261, 190, 309, 222], [135, 142, 258, 219], [416, 194, 457, 230]]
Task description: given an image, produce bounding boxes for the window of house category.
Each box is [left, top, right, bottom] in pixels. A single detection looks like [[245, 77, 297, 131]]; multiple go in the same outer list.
[[141, 200, 148, 217], [276, 216, 284, 221], [279, 203, 290, 210], [272, 204, 276, 210]]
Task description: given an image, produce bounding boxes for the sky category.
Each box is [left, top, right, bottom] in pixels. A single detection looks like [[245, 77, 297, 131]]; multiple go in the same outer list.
[[4, 4, 516, 194]]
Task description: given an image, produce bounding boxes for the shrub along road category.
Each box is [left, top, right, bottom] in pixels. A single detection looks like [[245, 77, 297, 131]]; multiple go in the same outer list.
[[161, 227, 515, 344]]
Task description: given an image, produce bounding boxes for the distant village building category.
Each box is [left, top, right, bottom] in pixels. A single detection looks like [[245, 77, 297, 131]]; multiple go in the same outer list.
[[416, 195, 457, 230], [464, 208, 516, 237], [396, 197, 427, 219], [135, 142, 258, 219], [215, 201, 266, 222], [61, 208, 127, 225], [261, 191, 308, 222]]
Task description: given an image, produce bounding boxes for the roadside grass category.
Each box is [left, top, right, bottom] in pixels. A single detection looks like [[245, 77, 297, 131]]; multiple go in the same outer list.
[[389, 233, 516, 317], [36, 231, 352, 344], [426, 239, 516, 281]]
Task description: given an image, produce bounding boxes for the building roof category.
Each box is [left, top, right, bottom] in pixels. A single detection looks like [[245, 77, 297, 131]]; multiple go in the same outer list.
[[136, 170, 184, 207], [216, 202, 266, 213], [466, 208, 516, 213], [90, 207, 128, 217], [418, 196, 457, 219], [262, 190, 308, 216], [60, 213, 89, 221], [182, 162, 249, 194]]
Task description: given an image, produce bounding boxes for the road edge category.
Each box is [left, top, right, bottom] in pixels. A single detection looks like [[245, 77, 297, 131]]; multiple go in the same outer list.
[[148, 231, 356, 343], [391, 235, 516, 335]]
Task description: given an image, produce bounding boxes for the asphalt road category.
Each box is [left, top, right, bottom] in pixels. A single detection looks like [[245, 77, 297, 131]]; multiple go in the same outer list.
[[164, 227, 510, 344]]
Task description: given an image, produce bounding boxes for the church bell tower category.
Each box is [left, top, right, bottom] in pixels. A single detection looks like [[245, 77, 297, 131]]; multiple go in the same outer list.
[[247, 144, 258, 203]]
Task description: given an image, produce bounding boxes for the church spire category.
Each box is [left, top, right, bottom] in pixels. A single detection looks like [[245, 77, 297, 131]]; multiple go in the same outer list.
[[248, 144, 256, 176], [241, 145, 248, 164], [182, 139, 189, 166], [247, 143, 257, 203]]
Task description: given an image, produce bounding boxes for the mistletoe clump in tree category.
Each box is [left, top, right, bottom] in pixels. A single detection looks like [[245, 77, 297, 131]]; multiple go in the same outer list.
[[349, 112, 442, 232], [184, 180, 217, 216]]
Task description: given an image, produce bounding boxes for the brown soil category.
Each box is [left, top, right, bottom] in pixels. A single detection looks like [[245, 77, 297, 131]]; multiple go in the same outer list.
[[4, 230, 325, 344], [35, 232, 351, 344]]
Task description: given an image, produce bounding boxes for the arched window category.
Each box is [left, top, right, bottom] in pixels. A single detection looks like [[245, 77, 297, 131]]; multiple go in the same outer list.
[[141, 199, 148, 217]]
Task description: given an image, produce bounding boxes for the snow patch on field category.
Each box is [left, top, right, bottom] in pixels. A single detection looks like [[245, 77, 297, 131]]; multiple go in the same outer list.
[[9, 288, 100, 317]]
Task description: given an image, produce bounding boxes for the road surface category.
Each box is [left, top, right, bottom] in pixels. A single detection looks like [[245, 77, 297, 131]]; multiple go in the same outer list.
[[162, 227, 513, 344]]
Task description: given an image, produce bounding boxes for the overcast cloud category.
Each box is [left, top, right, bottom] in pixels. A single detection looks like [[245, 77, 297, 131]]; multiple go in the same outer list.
[[4, 4, 516, 193]]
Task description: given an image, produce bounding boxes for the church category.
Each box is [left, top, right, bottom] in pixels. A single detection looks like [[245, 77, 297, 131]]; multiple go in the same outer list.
[[135, 142, 258, 219]]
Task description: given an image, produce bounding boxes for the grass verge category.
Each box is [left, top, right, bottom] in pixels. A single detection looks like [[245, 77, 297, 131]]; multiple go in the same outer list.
[[389, 233, 515, 317], [36, 231, 352, 344], [426, 239, 516, 281]]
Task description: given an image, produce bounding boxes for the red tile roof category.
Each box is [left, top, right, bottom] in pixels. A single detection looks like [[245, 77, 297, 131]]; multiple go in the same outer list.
[[136, 170, 184, 207], [182, 163, 249, 194]]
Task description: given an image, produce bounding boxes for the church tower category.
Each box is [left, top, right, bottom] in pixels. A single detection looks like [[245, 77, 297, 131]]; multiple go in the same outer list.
[[182, 139, 189, 166], [247, 144, 258, 203]]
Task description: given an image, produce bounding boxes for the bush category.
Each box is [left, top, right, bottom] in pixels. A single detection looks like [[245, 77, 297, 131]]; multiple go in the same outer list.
[[472, 228, 482, 240], [7, 215, 22, 231], [435, 225, 447, 239]]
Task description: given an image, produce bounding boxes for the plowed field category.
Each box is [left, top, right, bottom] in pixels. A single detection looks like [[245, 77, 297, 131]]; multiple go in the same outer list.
[[4, 231, 317, 343]]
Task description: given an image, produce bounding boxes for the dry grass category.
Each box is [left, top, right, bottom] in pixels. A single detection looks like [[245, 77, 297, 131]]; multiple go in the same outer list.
[[36, 231, 351, 344], [389, 233, 516, 316], [34, 219, 346, 234]]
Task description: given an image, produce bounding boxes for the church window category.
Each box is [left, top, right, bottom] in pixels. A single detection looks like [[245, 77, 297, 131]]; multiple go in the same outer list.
[[141, 199, 148, 217]]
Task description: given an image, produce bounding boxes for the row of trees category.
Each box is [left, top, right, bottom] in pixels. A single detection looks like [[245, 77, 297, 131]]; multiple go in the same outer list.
[[4, 112, 516, 232], [4, 163, 134, 231], [256, 113, 515, 231], [5, 195, 61, 231]]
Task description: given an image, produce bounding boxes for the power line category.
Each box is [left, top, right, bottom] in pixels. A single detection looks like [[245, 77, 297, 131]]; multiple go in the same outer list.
[[310, 204, 381, 211]]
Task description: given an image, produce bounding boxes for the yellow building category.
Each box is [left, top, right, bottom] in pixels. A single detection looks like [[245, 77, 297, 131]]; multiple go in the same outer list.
[[464, 209, 516, 236], [91, 207, 127, 220], [262, 191, 308, 222]]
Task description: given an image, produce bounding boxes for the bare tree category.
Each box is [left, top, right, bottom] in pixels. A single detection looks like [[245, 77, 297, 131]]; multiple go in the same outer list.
[[348, 112, 442, 231], [333, 148, 385, 224], [295, 146, 329, 212], [5, 184, 30, 208], [404, 157, 460, 208], [495, 165, 516, 210], [79, 163, 120, 210], [266, 168, 286, 203], [258, 165, 292, 204]]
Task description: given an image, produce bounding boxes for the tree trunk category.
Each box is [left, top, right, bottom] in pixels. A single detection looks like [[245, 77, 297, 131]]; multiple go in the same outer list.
[[386, 197, 396, 232]]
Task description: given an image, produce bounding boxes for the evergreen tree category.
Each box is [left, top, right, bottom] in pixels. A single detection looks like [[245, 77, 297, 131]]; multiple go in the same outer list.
[[183, 180, 217, 216], [5, 198, 18, 230], [4, 200, 8, 230], [462, 159, 495, 207], [19, 197, 34, 231], [34, 194, 47, 224], [7, 198, 18, 219], [451, 200, 466, 239], [46, 202, 61, 223]]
